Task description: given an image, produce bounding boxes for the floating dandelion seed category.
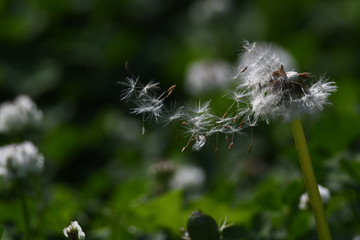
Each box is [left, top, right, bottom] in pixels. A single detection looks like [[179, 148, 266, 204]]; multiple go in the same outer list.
[[119, 76, 140, 101], [138, 81, 160, 98]]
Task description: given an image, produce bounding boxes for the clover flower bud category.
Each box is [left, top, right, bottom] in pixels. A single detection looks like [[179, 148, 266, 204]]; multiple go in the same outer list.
[[63, 221, 85, 240], [151, 160, 175, 193], [186, 210, 220, 240], [298, 184, 331, 210], [0, 95, 43, 134], [0, 141, 44, 181]]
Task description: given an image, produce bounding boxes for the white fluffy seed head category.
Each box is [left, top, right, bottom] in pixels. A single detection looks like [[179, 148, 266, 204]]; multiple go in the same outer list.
[[236, 41, 337, 123], [237, 40, 297, 88]]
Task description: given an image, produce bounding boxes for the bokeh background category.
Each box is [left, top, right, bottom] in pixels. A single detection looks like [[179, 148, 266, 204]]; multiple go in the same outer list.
[[0, 0, 360, 239]]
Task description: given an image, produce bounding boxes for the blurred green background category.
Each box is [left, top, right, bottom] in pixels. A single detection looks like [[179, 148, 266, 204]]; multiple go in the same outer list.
[[0, 0, 360, 239]]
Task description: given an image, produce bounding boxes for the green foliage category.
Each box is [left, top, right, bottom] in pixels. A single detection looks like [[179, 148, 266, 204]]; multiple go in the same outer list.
[[1, 0, 360, 239]]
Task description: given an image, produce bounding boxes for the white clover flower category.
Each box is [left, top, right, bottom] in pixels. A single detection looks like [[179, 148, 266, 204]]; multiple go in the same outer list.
[[0, 95, 43, 134], [298, 184, 331, 210], [63, 221, 85, 240], [185, 59, 233, 95], [0, 141, 44, 181], [189, 0, 232, 23], [236, 41, 337, 123], [171, 165, 206, 189]]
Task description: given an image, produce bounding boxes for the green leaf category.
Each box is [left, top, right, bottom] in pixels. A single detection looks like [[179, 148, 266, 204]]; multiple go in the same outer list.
[[130, 190, 184, 231]]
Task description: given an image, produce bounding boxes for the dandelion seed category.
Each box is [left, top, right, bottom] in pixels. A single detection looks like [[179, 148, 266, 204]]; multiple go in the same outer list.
[[214, 147, 219, 158], [167, 85, 177, 97], [142, 125, 145, 135], [119, 76, 140, 101], [192, 134, 206, 151], [161, 105, 185, 126], [130, 96, 164, 121], [138, 81, 160, 98], [184, 100, 214, 136]]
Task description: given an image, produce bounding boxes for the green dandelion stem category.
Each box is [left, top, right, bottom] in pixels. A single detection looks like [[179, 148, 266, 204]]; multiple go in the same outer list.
[[291, 118, 331, 240]]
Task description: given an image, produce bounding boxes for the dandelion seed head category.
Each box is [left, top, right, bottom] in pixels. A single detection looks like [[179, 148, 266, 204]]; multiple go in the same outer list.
[[236, 41, 337, 122], [237, 41, 296, 88]]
